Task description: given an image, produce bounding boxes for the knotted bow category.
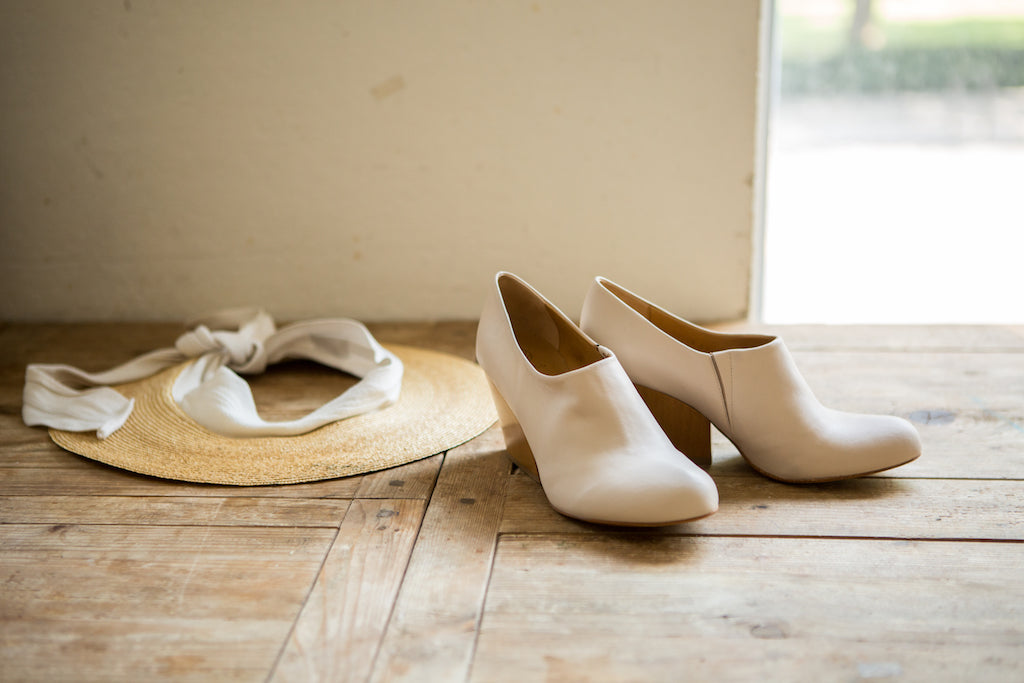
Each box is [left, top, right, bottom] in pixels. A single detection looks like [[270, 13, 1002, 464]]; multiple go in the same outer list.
[[23, 308, 403, 439]]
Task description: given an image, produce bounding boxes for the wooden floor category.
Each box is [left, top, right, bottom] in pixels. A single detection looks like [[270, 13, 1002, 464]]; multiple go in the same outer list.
[[2, 321, 1023, 682]]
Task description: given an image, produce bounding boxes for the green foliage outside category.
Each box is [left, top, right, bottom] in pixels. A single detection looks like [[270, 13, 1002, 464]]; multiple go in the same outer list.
[[780, 13, 1024, 93]]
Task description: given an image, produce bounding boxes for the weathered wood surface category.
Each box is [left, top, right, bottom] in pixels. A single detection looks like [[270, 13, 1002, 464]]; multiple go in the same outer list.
[[501, 470, 1024, 540], [2, 321, 1022, 681], [354, 454, 442, 500], [272, 498, 425, 683], [1, 524, 338, 682], [0, 448, 439, 500], [370, 428, 511, 683], [472, 535, 1024, 682], [0, 495, 350, 526]]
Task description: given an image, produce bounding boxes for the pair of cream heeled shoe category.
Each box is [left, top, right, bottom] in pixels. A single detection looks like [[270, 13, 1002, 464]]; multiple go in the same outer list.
[[475, 272, 922, 527]]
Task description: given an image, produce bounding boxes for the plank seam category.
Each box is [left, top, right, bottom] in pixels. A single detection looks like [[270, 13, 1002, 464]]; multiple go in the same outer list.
[[264, 499, 352, 683], [364, 451, 445, 679], [461, 459, 514, 683]]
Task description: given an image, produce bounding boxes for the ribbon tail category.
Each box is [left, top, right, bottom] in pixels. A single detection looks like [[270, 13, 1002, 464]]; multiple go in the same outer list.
[[21, 347, 182, 438], [23, 370, 136, 439]]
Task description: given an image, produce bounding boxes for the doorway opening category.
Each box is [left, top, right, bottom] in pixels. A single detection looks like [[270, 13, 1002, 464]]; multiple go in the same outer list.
[[760, 0, 1024, 324]]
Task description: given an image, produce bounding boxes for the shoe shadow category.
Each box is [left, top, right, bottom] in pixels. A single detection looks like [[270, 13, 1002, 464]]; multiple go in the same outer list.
[[563, 530, 706, 567], [480, 441, 920, 568], [497, 461, 709, 564], [709, 452, 916, 506]]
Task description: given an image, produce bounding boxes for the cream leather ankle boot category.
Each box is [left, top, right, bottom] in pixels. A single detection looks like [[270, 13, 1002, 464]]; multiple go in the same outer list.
[[581, 277, 922, 483], [475, 272, 718, 525]]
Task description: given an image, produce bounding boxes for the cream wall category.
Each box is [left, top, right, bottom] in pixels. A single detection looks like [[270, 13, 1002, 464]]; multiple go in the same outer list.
[[0, 0, 762, 322]]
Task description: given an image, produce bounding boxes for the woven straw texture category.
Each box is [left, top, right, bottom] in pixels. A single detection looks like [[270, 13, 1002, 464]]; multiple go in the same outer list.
[[51, 345, 497, 485]]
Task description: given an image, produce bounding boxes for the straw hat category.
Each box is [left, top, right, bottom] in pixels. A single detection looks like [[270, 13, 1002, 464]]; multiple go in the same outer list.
[[23, 310, 496, 485]]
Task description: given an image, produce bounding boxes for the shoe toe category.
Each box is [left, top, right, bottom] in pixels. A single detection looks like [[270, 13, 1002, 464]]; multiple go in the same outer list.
[[872, 415, 922, 471], [643, 464, 718, 523], [563, 457, 718, 525], [826, 413, 922, 481]]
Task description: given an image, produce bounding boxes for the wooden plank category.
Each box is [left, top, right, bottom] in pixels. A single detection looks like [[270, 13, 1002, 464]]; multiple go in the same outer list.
[[1, 522, 335, 568], [370, 427, 511, 683], [0, 524, 337, 682], [0, 456, 440, 499], [470, 535, 1024, 682], [0, 416, 63, 467], [0, 441, 133, 469], [355, 454, 442, 499], [0, 619, 274, 682], [0, 495, 349, 527], [0, 465, 365, 498], [792, 351, 1023, 414], [499, 471, 1024, 540], [271, 498, 426, 683]]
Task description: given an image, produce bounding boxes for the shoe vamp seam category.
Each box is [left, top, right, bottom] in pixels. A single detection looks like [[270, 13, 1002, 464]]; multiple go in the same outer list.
[[710, 352, 732, 432]]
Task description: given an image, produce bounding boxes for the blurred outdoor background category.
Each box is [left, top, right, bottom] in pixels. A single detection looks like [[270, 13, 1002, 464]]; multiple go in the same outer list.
[[763, 0, 1024, 323]]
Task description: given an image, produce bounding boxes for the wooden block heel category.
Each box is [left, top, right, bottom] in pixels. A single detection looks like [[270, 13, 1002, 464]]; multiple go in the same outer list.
[[487, 380, 541, 481], [635, 384, 712, 470]]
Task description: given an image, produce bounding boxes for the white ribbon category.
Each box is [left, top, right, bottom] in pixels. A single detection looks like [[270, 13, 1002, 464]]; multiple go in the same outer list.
[[22, 308, 403, 439]]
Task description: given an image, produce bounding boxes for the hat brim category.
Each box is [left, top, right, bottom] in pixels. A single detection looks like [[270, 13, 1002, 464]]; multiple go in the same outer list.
[[50, 344, 497, 485]]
